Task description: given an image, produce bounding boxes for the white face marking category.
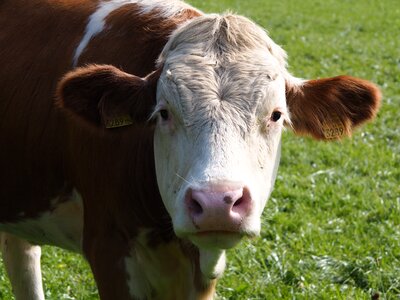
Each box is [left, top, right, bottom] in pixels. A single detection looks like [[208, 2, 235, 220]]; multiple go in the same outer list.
[[153, 15, 290, 270], [0, 189, 83, 252], [73, 0, 198, 66]]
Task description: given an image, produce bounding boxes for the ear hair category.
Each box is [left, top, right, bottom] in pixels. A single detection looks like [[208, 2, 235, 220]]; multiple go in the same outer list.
[[56, 64, 161, 128], [285, 75, 381, 140]]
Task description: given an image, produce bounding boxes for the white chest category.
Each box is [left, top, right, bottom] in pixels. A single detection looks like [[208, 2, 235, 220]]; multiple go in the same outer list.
[[124, 231, 204, 300], [0, 190, 83, 252]]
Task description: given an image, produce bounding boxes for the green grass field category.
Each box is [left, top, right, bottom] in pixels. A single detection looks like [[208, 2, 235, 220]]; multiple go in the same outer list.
[[1, 0, 399, 299]]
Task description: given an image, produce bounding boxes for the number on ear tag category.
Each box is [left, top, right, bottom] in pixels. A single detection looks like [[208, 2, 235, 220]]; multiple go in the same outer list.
[[322, 115, 345, 139], [105, 115, 133, 129]]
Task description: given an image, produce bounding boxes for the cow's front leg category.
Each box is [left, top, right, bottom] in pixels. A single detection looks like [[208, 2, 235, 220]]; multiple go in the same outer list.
[[0, 232, 45, 300], [84, 234, 136, 300]]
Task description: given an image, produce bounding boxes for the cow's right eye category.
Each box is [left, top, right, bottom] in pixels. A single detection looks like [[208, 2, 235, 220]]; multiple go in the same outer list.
[[271, 111, 282, 122], [159, 109, 169, 121]]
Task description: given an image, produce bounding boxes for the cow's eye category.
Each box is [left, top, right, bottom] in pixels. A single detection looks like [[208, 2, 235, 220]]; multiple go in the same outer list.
[[159, 109, 169, 121], [271, 111, 282, 122]]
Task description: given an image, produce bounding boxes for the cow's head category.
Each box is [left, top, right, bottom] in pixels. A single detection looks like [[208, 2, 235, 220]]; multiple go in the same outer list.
[[58, 14, 380, 279]]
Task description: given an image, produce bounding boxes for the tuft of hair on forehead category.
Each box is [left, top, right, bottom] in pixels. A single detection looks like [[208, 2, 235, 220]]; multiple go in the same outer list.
[[157, 13, 287, 67]]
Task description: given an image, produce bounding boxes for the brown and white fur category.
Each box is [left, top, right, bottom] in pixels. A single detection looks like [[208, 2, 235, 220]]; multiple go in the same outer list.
[[0, 0, 380, 299]]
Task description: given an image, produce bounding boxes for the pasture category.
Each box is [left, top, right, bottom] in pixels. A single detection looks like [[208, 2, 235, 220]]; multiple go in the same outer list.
[[1, 0, 399, 299]]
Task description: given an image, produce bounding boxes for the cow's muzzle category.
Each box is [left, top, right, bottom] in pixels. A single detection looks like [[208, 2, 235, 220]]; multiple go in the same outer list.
[[185, 184, 252, 233]]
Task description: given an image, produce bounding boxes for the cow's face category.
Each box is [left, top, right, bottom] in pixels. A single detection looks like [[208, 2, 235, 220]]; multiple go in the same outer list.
[[57, 13, 380, 281], [153, 15, 288, 253], [152, 15, 291, 277]]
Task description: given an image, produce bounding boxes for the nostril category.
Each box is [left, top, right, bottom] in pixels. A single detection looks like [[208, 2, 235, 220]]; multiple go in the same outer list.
[[233, 197, 243, 207], [190, 198, 203, 216], [231, 187, 251, 215], [186, 189, 204, 217]]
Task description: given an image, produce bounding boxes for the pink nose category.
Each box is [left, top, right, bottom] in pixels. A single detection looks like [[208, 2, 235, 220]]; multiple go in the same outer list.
[[186, 185, 252, 232]]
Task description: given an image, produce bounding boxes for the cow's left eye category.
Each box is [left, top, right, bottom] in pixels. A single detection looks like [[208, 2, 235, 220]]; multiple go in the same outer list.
[[271, 111, 282, 122], [159, 109, 169, 121]]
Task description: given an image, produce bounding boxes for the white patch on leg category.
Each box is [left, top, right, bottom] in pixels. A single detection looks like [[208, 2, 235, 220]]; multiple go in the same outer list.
[[72, 0, 198, 66], [0, 233, 45, 300], [0, 189, 83, 252]]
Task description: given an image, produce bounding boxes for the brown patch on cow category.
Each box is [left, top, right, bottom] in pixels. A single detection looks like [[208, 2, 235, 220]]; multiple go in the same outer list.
[[77, 4, 201, 76], [83, 227, 133, 300], [286, 75, 381, 140], [0, 0, 97, 222], [1, 1, 203, 298], [66, 122, 173, 298]]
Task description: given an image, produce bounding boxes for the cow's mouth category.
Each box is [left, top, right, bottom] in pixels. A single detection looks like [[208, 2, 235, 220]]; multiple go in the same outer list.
[[195, 230, 240, 236], [190, 231, 244, 249]]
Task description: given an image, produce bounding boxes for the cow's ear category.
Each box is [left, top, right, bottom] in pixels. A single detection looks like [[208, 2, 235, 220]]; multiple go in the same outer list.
[[285, 75, 381, 140], [56, 64, 160, 128]]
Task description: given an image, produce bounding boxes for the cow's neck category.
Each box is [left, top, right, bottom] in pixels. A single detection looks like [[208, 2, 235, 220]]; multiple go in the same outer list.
[[124, 230, 217, 299], [66, 125, 167, 229], [66, 124, 215, 298]]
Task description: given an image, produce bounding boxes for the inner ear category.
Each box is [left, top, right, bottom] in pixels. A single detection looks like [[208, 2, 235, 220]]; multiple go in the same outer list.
[[57, 65, 161, 128]]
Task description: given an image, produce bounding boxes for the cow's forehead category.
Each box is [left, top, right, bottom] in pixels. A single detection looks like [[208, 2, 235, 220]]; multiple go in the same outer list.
[[161, 53, 281, 105], [157, 56, 286, 136], [157, 13, 288, 71], [156, 14, 288, 124]]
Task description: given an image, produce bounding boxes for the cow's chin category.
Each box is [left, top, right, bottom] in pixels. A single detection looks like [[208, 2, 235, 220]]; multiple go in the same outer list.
[[190, 231, 243, 249], [175, 229, 259, 279], [188, 232, 251, 279]]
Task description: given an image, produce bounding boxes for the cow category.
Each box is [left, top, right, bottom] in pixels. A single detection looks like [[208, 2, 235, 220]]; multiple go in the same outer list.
[[0, 0, 381, 299]]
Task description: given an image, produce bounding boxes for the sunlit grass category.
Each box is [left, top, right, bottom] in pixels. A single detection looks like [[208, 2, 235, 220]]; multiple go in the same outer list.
[[1, 0, 399, 299]]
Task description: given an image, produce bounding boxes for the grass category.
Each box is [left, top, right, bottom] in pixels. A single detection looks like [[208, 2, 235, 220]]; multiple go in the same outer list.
[[1, 0, 399, 299]]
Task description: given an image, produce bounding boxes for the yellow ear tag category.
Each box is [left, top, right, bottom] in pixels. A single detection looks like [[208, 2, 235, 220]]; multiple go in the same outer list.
[[322, 115, 345, 139], [105, 115, 133, 129]]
